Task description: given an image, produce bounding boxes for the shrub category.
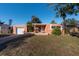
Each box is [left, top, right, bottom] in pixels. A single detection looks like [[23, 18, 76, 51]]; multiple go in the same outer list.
[[29, 27, 33, 32], [52, 27, 61, 35], [27, 26, 34, 32]]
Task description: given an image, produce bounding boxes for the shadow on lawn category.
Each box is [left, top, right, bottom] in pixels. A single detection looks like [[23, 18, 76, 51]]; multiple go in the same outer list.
[[70, 32, 79, 38], [0, 34, 34, 51]]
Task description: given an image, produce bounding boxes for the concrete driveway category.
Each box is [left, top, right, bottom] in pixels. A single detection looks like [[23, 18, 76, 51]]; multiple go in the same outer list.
[[0, 33, 34, 51], [0, 33, 34, 45]]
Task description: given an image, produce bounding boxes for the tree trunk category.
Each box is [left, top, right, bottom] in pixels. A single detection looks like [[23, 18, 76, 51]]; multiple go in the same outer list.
[[63, 18, 66, 34]]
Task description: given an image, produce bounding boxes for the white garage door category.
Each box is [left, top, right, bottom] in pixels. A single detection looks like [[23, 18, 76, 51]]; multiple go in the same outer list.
[[17, 28, 24, 34]]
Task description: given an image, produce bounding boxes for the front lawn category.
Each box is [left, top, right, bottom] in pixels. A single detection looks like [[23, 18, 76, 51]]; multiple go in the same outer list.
[[0, 35, 79, 56]]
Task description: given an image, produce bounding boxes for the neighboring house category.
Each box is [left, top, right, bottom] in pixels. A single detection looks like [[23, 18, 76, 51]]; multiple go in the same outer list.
[[13, 23, 63, 35], [67, 24, 79, 33], [76, 22, 79, 31], [0, 23, 10, 34]]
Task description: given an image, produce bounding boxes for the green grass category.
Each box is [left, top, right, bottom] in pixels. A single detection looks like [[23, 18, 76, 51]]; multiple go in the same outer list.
[[0, 35, 79, 56]]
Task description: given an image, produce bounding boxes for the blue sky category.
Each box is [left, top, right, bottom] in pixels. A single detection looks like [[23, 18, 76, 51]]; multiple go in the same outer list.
[[0, 3, 79, 25]]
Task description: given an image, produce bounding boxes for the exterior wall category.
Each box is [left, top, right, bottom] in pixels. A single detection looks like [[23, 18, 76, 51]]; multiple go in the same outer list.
[[45, 24, 51, 34], [45, 24, 63, 34], [13, 26, 16, 34], [24, 25, 27, 32]]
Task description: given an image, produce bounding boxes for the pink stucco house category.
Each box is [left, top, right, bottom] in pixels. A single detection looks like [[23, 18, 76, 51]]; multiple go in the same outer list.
[[13, 23, 64, 35]]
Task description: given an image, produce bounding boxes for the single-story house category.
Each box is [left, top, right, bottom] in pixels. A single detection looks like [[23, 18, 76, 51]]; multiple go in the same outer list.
[[13, 23, 64, 35], [0, 23, 11, 34]]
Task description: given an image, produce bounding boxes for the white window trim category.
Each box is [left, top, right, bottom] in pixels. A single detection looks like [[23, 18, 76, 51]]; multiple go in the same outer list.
[[50, 24, 52, 30]]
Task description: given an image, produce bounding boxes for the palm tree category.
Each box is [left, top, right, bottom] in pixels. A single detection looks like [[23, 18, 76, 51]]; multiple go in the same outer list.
[[9, 19, 12, 26]]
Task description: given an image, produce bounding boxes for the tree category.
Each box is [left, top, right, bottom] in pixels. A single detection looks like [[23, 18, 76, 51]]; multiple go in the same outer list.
[[0, 21, 5, 24], [51, 20, 57, 24], [65, 18, 77, 33], [9, 19, 12, 26], [65, 18, 77, 26], [27, 21, 32, 25], [31, 16, 42, 23], [26, 16, 42, 32], [27, 21, 33, 32], [8, 19, 13, 34], [48, 3, 79, 33]]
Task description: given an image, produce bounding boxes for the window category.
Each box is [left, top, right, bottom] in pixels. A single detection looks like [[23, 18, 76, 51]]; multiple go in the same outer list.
[[51, 26, 61, 30], [51, 26, 55, 29]]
